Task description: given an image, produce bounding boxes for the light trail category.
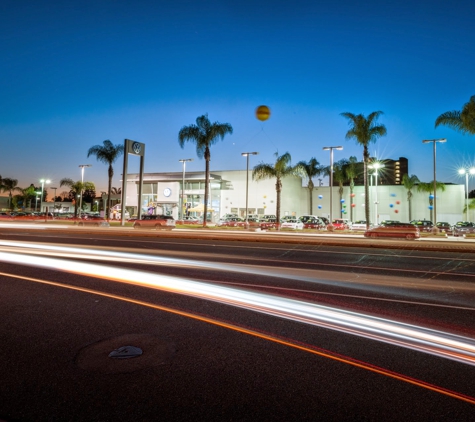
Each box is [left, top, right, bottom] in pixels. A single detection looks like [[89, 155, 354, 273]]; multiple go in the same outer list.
[[2, 270, 475, 405], [1, 239, 475, 309], [1, 245, 475, 368]]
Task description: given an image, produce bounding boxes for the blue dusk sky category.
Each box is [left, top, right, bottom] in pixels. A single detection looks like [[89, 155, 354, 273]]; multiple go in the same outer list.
[[1, 0, 474, 194]]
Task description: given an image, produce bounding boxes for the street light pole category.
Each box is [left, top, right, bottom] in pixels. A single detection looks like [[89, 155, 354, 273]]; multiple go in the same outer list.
[[323, 146, 343, 226], [179, 159, 193, 219], [78, 165, 92, 217], [368, 162, 384, 225], [39, 179, 50, 213], [422, 139, 446, 226], [241, 152, 259, 224], [458, 167, 475, 222]]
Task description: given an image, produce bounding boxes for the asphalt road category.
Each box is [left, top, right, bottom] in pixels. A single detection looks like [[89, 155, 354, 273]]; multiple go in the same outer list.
[[1, 226, 475, 421]]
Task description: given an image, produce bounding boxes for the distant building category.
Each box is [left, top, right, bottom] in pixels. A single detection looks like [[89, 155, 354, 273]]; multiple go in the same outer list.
[[336, 157, 409, 186]]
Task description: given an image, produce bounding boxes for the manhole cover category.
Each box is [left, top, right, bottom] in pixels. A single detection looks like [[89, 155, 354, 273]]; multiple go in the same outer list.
[[75, 334, 175, 374]]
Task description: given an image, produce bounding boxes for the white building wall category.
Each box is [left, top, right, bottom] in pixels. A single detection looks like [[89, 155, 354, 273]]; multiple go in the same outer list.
[[125, 170, 466, 224]]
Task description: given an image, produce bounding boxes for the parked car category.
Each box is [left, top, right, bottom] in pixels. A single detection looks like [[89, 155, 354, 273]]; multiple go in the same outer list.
[[351, 220, 371, 231], [178, 216, 200, 224], [281, 219, 304, 230], [364, 222, 420, 239], [261, 214, 277, 222], [133, 214, 176, 230], [318, 216, 330, 225], [453, 221, 475, 237], [281, 215, 297, 223], [303, 217, 325, 230], [331, 219, 350, 230], [259, 218, 279, 230], [436, 221, 453, 235], [299, 215, 320, 224], [410, 219, 434, 233], [217, 217, 247, 227]]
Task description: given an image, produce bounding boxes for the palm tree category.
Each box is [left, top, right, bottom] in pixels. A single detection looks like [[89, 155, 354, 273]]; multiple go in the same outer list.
[[252, 152, 299, 224], [333, 159, 349, 217], [341, 111, 387, 228], [345, 156, 359, 222], [402, 174, 420, 221], [178, 114, 233, 227], [416, 181, 446, 221], [0, 177, 21, 210], [435, 95, 475, 135], [87, 140, 124, 219], [60, 178, 96, 217], [463, 199, 475, 216], [111, 187, 122, 195], [295, 157, 324, 215], [17, 185, 37, 210]]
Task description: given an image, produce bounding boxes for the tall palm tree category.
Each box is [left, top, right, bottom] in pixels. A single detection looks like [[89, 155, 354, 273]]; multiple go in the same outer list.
[[252, 152, 298, 224], [60, 178, 96, 217], [402, 174, 420, 221], [341, 111, 387, 228], [0, 177, 21, 210], [435, 95, 475, 135], [345, 156, 359, 222], [416, 181, 446, 221], [87, 140, 124, 219], [295, 157, 324, 215], [333, 159, 349, 217], [178, 114, 233, 227], [111, 187, 122, 195]]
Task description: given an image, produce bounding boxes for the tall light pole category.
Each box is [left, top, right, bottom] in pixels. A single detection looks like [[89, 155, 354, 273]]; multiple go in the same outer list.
[[323, 146, 343, 225], [422, 139, 446, 226], [78, 164, 92, 217], [35, 191, 41, 212], [51, 186, 57, 216], [241, 152, 259, 224], [179, 159, 193, 219], [39, 179, 50, 213], [368, 162, 384, 225], [458, 167, 475, 222]]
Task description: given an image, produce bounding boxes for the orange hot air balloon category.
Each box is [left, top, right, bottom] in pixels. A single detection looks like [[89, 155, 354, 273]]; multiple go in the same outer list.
[[256, 105, 271, 121]]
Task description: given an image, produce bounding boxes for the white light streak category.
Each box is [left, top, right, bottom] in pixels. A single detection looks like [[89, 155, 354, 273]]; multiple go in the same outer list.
[[1, 241, 475, 367]]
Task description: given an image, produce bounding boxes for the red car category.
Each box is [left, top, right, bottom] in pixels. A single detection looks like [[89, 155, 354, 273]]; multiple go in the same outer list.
[[303, 217, 325, 230], [364, 223, 420, 240], [330, 219, 350, 230]]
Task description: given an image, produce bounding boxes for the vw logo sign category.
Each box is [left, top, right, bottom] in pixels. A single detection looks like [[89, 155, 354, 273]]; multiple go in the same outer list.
[[132, 142, 142, 154]]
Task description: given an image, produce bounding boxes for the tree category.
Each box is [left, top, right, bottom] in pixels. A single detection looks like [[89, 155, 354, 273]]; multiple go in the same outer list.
[[341, 111, 387, 228], [178, 114, 233, 227], [463, 199, 475, 215], [87, 140, 124, 219], [435, 95, 475, 135], [60, 178, 96, 217], [416, 181, 446, 221], [295, 157, 324, 215], [333, 159, 349, 218], [111, 187, 122, 194], [17, 185, 37, 210], [345, 156, 359, 222], [0, 177, 21, 210], [252, 152, 299, 224], [402, 174, 420, 221]]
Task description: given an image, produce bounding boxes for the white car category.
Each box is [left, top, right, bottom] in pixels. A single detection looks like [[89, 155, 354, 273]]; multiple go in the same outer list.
[[281, 219, 304, 230], [351, 220, 371, 231]]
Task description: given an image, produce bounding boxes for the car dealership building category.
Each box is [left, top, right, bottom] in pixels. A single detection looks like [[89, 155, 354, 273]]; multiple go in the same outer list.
[[124, 169, 467, 225]]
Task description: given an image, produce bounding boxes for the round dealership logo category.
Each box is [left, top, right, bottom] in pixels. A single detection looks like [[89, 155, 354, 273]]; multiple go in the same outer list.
[[132, 142, 142, 154], [164, 188, 171, 197]]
